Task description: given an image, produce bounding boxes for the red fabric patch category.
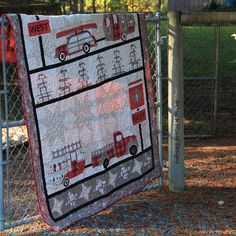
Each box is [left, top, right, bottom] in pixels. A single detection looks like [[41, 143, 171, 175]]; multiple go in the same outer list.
[[132, 109, 146, 125], [0, 24, 16, 63], [129, 83, 145, 110], [28, 19, 51, 37]]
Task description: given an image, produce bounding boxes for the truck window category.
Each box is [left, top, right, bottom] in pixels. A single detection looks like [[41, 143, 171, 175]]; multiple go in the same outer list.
[[70, 152, 77, 161], [113, 15, 118, 24], [116, 134, 123, 142], [68, 35, 78, 44], [121, 15, 125, 24], [106, 17, 110, 27], [78, 32, 91, 41]]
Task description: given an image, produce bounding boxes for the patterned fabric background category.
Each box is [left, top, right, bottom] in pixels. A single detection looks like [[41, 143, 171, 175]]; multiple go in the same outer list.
[[9, 13, 161, 231]]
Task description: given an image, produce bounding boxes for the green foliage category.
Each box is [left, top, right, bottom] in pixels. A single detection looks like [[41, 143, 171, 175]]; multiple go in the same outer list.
[[107, 0, 127, 12], [57, 0, 161, 13]]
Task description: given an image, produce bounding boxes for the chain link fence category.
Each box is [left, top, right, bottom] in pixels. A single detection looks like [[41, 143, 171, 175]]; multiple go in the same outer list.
[[0, 19, 38, 227], [160, 21, 236, 137]]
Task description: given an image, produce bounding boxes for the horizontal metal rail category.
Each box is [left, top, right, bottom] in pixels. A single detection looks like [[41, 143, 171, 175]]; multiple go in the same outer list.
[[0, 18, 8, 24], [162, 76, 215, 80], [1, 120, 25, 129], [3, 215, 40, 230]]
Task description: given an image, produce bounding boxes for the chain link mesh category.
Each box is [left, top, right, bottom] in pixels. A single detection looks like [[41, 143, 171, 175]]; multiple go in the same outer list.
[[217, 26, 236, 135], [1, 21, 38, 224], [160, 21, 236, 137]]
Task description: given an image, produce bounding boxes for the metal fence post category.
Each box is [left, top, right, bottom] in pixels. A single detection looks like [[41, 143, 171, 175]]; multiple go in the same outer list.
[[167, 11, 185, 192], [156, 12, 163, 186], [0, 99, 4, 231], [0, 16, 11, 231], [213, 26, 220, 136], [0, 19, 6, 231]]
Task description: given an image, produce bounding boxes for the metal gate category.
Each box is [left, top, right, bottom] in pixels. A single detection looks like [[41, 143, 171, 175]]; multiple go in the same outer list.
[[0, 14, 163, 230]]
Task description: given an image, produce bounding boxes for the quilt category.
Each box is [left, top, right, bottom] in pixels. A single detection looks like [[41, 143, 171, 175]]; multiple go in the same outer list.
[[8, 13, 161, 230]]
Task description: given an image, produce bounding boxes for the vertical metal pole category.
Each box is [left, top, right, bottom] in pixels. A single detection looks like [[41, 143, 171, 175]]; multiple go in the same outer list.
[[104, 0, 107, 12], [0, 97, 3, 230], [155, 12, 163, 186], [213, 26, 220, 136], [80, 0, 84, 13], [167, 11, 185, 192], [92, 0, 96, 13], [0, 21, 5, 231], [3, 26, 10, 220]]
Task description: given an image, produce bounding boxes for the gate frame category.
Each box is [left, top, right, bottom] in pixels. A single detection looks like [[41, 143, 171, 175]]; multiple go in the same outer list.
[[167, 11, 236, 193]]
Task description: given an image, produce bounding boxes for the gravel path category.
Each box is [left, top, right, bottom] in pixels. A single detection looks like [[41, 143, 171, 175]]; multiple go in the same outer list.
[[1, 137, 235, 236]]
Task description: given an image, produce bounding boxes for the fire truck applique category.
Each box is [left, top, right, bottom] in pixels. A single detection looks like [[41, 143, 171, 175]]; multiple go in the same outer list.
[[51, 141, 85, 187], [55, 23, 97, 62], [103, 14, 135, 41], [50, 132, 138, 187], [91, 131, 138, 169]]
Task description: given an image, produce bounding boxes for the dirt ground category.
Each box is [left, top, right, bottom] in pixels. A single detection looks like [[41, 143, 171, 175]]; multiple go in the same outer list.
[[1, 137, 235, 236]]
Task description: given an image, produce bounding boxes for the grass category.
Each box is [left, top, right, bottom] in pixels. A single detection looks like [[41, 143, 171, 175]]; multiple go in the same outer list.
[[147, 20, 236, 78], [146, 21, 236, 136]]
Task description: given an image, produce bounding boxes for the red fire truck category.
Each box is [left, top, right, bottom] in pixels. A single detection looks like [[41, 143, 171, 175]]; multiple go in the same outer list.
[[55, 23, 97, 62], [62, 150, 85, 187], [52, 141, 86, 187], [91, 131, 138, 169], [103, 14, 135, 41]]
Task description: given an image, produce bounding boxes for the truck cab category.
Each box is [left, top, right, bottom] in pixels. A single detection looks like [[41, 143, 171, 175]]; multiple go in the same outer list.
[[63, 150, 85, 187], [113, 131, 138, 157]]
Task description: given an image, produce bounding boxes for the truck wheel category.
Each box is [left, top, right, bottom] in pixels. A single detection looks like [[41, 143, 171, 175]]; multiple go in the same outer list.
[[103, 158, 109, 169], [121, 33, 127, 41], [63, 178, 70, 187], [129, 145, 138, 155], [83, 43, 90, 53], [59, 51, 66, 62]]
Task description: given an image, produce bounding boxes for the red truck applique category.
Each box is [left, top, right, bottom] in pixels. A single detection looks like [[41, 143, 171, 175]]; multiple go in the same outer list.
[[103, 14, 135, 41], [91, 131, 138, 169], [51, 141, 86, 187], [50, 131, 138, 188], [62, 149, 85, 187], [55, 23, 97, 62]]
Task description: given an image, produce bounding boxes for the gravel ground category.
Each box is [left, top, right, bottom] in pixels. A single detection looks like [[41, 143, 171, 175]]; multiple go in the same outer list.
[[1, 137, 235, 236]]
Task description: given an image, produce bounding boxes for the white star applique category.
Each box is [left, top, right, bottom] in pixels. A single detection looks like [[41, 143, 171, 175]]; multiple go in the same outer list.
[[66, 192, 78, 207], [108, 171, 118, 187], [144, 154, 152, 167], [132, 160, 143, 175], [79, 184, 92, 201], [95, 179, 106, 194], [120, 166, 131, 180], [51, 198, 64, 215]]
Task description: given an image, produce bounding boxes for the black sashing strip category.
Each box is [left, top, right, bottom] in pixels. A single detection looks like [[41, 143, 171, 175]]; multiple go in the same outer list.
[[53, 166, 155, 222], [29, 36, 140, 75], [35, 15, 46, 67], [17, 14, 54, 220], [137, 14, 155, 166], [96, 37, 106, 43], [49, 146, 152, 198], [35, 67, 144, 109], [139, 123, 144, 151]]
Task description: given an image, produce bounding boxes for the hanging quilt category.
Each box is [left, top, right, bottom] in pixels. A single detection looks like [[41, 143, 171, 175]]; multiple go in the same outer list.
[[7, 13, 161, 231]]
